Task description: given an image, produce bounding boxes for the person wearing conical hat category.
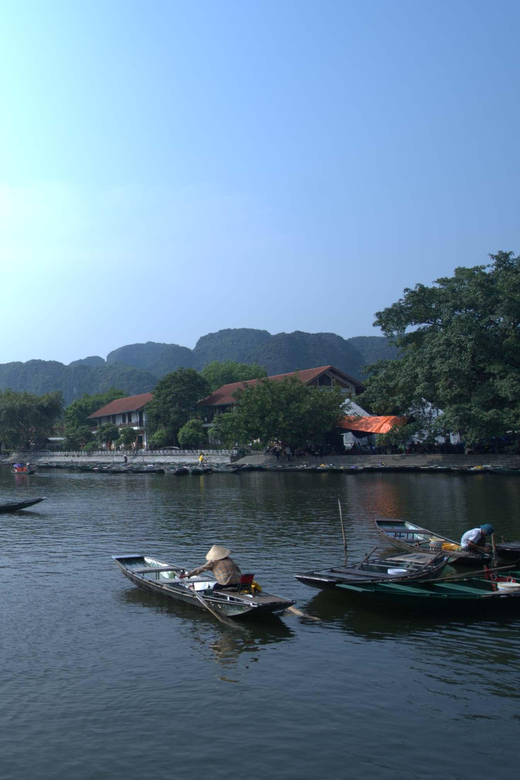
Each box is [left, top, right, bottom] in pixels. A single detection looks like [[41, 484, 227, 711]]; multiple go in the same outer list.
[[183, 545, 241, 590], [460, 523, 495, 553]]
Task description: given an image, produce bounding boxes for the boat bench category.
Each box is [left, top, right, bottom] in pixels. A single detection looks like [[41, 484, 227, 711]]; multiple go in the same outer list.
[[433, 583, 492, 595]]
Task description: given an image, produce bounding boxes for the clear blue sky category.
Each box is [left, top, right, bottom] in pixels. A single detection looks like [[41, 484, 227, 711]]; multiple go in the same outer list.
[[1, 0, 518, 364]]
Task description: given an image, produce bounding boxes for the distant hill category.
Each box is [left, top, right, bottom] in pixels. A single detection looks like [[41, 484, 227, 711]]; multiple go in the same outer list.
[[248, 331, 365, 378], [0, 329, 397, 404], [0, 360, 157, 405], [192, 328, 272, 368], [347, 336, 399, 368], [107, 341, 169, 370], [68, 356, 105, 367]]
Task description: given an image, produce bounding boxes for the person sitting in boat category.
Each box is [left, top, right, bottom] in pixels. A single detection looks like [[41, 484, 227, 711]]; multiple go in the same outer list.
[[181, 545, 241, 590], [460, 523, 495, 553]]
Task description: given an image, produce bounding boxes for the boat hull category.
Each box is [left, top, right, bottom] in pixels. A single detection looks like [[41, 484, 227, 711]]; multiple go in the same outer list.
[[295, 552, 450, 590], [113, 555, 294, 619], [0, 497, 45, 513]]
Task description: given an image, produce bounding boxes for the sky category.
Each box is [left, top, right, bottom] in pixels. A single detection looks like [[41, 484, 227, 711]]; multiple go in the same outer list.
[[1, 0, 519, 365]]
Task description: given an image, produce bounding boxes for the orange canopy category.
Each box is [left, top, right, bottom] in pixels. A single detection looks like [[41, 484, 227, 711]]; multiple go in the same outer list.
[[338, 416, 405, 435]]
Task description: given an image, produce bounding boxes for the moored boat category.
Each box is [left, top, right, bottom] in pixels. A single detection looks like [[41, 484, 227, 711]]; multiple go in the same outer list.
[[0, 497, 46, 513], [295, 551, 450, 590], [374, 519, 520, 565], [336, 565, 520, 610], [113, 554, 294, 619]]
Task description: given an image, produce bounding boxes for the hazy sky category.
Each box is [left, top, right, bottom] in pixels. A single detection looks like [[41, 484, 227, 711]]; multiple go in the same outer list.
[[1, 0, 519, 364]]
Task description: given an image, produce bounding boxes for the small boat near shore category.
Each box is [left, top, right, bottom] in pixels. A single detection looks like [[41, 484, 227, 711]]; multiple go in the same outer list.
[[374, 519, 520, 565], [295, 551, 450, 590], [0, 497, 46, 513], [12, 463, 35, 474], [113, 554, 294, 619]]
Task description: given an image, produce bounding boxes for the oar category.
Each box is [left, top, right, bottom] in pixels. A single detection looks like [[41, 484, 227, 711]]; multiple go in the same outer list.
[[285, 605, 321, 621], [338, 499, 347, 562], [354, 546, 379, 569], [181, 581, 245, 630], [490, 533, 499, 568]]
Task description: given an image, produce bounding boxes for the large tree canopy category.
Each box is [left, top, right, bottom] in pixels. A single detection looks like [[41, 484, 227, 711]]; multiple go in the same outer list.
[[211, 376, 346, 448], [63, 388, 125, 449], [146, 368, 209, 445], [361, 251, 520, 443], [0, 389, 63, 449]]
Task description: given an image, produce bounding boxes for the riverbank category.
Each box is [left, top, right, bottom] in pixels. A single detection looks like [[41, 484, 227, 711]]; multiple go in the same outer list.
[[2, 450, 520, 474]]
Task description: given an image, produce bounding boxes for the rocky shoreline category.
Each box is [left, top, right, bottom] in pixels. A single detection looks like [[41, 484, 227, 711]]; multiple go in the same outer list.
[[3, 451, 520, 475]]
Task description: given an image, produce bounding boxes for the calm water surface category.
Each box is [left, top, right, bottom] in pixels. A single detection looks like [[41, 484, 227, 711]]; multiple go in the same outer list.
[[1, 467, 519, 780]]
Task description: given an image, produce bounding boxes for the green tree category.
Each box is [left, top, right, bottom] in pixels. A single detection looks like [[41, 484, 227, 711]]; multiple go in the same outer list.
[[118, 427, 137, 449], [0, 389, 63, 450], [210, 376, 345, 448], [64, 389, 126, 430], [95, 423, 120, 449], [200, 361, 267, 391], [63, 425, 94, 450], [145, 368, 210, 446], [361, 251, 520, 445], [178, 419, 207, 449]]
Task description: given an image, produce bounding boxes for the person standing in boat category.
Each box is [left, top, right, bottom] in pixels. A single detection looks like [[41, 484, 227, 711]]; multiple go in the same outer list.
[[182, 545, 241, 590], [460, 523, 495, 553]]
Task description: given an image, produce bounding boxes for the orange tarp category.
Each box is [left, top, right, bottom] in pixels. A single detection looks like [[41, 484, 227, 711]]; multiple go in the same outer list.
[[338, 416, 405, 435]]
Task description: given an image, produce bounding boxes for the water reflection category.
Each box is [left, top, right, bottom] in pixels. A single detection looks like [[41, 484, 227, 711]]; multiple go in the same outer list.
[[118, 583, 295, 670]]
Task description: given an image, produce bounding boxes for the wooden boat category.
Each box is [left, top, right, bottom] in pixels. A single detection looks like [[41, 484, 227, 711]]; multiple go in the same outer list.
[[374, 519, 520, 565], [113, 554, 295, 619], [295, 551, 450, 590], [12, 464, 35, 474], [188, 465, 212, 474], [0, 497, 45, 513], [336, 565, 520, 609]]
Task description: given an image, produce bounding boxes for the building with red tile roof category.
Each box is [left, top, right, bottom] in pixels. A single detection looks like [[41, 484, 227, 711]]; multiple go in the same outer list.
[[197, 366, 365, 422], [88, 392, 153, 448]]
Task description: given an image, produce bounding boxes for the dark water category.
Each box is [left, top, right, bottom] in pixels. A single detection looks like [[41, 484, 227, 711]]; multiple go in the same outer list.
[[1, 468, 519, 780]]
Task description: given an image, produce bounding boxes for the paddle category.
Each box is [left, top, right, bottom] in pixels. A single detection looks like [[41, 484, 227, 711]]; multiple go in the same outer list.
[[338, 499, 347, 562], [176, 574, 245, 630], [284, 605, 321, 621], [354, 546, 379, 570], [490, 533, 499, 568]]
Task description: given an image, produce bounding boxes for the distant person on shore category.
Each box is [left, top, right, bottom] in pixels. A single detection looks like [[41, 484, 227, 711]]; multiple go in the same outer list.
[[460, 523, 495, 553], [198, 453, 205, 467], [181, 545, 241, 590]]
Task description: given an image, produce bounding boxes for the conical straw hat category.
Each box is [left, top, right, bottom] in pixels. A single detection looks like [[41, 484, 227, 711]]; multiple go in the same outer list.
[[206, 544, 231, 561]]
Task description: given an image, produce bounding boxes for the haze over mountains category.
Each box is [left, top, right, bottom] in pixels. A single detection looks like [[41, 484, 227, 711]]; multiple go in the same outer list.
[[0, 329, 397, 405]]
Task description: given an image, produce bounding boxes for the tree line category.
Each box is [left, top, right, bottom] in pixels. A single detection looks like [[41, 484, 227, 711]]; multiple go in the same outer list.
[[1, 252, 518, 453]]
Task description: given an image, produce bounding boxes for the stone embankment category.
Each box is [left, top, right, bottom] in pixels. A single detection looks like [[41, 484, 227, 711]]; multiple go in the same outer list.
[[2, 450, 520, 474]]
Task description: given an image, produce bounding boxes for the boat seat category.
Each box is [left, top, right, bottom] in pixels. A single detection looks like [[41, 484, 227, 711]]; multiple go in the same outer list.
[[228, 573, 255, 593]]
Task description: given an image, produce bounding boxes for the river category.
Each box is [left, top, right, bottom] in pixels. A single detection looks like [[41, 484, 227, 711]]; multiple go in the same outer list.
[[1, 467, 519, 779]]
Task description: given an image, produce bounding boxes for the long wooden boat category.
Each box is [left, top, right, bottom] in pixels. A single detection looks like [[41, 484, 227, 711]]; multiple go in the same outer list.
[[0, 497, 45, 513], [295, 551, 450, 590], [374, 519, 520, 565], [113, 554, 294, 619], [336, 566, 520, 609]]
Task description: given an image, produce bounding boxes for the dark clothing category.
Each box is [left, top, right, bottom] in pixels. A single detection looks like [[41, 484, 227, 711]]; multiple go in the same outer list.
[[187, 556, 241, 585]]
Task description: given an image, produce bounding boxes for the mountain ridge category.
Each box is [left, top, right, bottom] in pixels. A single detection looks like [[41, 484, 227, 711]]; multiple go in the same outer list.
[[0, 329, 397, 404]]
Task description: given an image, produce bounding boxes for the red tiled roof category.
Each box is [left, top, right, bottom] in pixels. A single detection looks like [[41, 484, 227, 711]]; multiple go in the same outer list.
[[87, 393, 154, 419], [338, 415, 405, 434], [198, 366, 363, 407]]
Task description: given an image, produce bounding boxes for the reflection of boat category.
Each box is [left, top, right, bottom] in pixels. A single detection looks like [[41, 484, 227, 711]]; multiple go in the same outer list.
[[0, 497, 45, 513], [188, 466, 213, 475], [12, 463, 35, 474], [374, 519, 520, 565], [337, 566, 520, 610], [113, 555, 295, 619], [295, 551, 450, 590]]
